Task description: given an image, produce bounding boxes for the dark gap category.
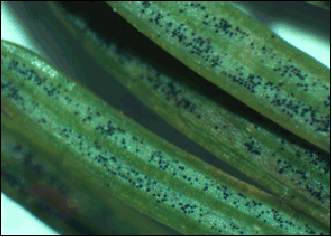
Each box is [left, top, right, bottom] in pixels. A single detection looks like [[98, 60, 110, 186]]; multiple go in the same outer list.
[[60, 1, 330, 158]]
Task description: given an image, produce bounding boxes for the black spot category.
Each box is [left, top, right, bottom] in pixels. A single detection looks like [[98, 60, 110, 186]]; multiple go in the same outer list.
[[244, 140, 261, 156]]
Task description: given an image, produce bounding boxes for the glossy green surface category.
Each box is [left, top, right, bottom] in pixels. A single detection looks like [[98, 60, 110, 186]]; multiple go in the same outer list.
[[1, 128, 176, 235], [108, 1, 330, 152], [50, 2, 330, 227], [1, 40, 328, 234]]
